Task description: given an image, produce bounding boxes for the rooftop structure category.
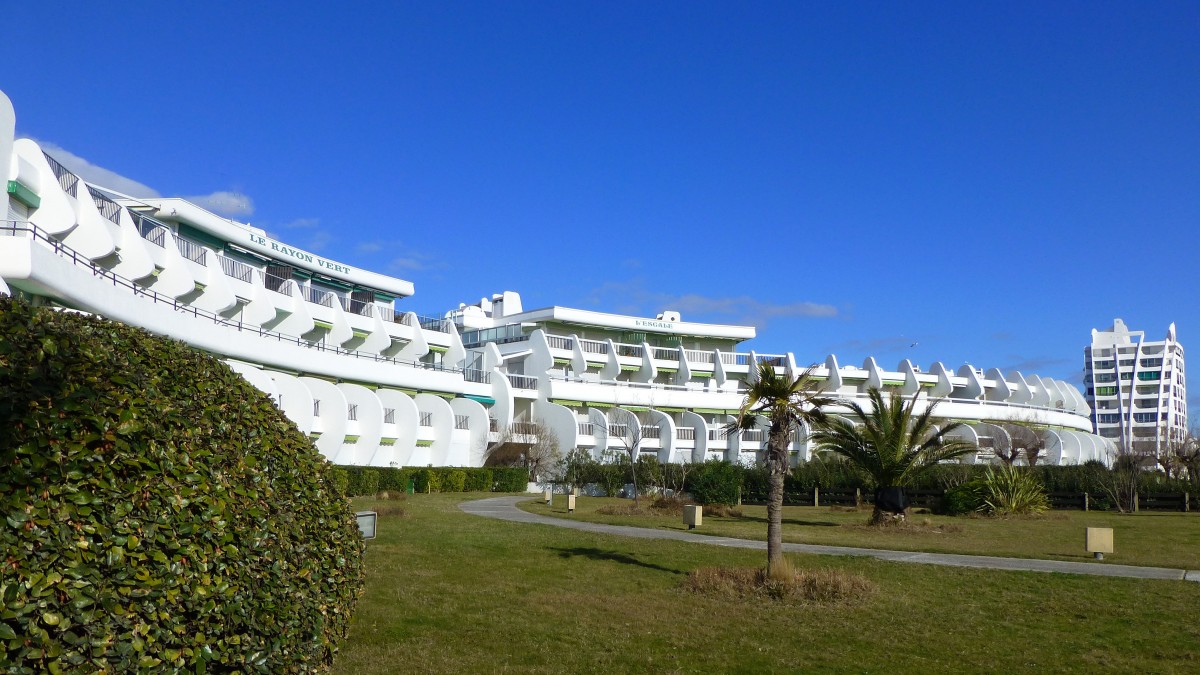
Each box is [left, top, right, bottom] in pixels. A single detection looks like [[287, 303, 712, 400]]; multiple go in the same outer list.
[[0, 89, 1113, 469]]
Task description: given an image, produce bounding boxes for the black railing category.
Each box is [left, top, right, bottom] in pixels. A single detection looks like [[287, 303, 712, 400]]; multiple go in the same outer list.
[[87, 186, 122, 224], [175, 237, 207, 266], [218, 255, 255, 283], [44, 152, 79, 197]]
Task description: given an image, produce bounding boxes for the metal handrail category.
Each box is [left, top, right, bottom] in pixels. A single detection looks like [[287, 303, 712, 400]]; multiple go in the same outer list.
[[43, 152, 79, 197]]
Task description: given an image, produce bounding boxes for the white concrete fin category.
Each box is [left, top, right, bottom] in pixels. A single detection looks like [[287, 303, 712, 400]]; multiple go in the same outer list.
[[1007, 371, 1033, 404], [823, 354, 842, 392], [600, 339, 620, 380], [985, 368, 1012, 402], [443, 321, 466, 368], [864, 356, 884, 390], [928, 362, 954, 397], [398, 312, 430, 360], [633, 342, 656, 383], [955, 365, 985, 400], [898, 359, 921, 395]]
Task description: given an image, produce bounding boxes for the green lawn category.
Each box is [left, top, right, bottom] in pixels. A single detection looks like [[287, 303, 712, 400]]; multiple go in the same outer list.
[[333, 494, 1200, 674], [521, 496, 1200, 569]]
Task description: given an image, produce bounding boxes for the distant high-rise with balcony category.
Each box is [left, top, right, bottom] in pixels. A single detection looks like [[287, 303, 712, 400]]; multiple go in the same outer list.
[[1085, 319, 1187, 456]]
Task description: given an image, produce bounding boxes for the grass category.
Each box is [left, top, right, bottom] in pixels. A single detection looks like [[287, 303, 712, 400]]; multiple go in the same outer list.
[[522, 496, 1200, 569], [333, 493, 1200, 674]]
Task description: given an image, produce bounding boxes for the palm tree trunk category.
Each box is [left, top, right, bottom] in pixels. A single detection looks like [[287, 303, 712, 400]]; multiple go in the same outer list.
[[766, 423, 789, 573], [766, 467, 784, 572]]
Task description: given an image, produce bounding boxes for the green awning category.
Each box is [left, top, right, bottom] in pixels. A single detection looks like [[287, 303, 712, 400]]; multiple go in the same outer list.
[[7, 180, 40, 209], [693, 408, 730, 415], [464, 395, 495, 406], [623, 405, 649, 412], [416, 440, 433, 447], [550, 399, 584, 407], [553, 358, 571, 365], [690, 371, 713, 378], [313, 320, 333, 330], [399, 388, 418, 396], [434, 392, 455, 400], [656, 406, 685, 413], [659, 367, 678, 373], [587, 401, 614, 408], [428, 345, 448, 354], [620, 365, 639, 372], [352, 329, 370, 339], [882, 380, 904, 386]]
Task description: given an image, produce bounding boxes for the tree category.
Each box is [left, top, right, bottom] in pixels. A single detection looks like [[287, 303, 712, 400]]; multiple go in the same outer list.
[[484, 417, 562, 482], [992, 420, 1046, 466], [725, 363, 836, 574], [810, 387, 978, 525], [603, 409, 646, 508]]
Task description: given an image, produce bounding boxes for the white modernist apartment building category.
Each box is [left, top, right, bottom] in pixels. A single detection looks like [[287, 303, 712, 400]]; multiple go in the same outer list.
[[0, 90, 1114, 468], [1085, 319, 1188, 455]]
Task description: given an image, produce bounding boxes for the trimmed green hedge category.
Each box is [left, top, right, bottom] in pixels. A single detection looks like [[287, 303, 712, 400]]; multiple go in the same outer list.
[[333, 466, 528, 496], [0, 297, 364, 673]]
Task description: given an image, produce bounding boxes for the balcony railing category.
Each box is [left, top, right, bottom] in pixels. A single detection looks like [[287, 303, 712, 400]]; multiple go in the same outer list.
[[608, 424, 629, 437], [507, 374, 538, 390], [719, 352, 752, 366], [313, 400, 321, 416], [685, 349, 714, 364], [616, 344, 643, 358], [417, 314, 448, 332], [578, 422, 595, 436], [463, 369, 491, 384], [87, 186, 122, 225], [218, 255, 255, 283], [579, 338, 609, 354], [419, 412, 433, 427], [546, 335, 573, 350], [262, 271, 292, 296], [676, 427, 695, 440], [44, 152, 79, 197], [454, 414, 470, 430], [301, 285, 335, 307], [511, 422, 539, 436], [650, 346, 677, 361], [175, 237, 208, 266], [462, 324, 527, 348], [641, 425, 660, 439], [347, 404, 358, 421], [383, 408, 396, 424]]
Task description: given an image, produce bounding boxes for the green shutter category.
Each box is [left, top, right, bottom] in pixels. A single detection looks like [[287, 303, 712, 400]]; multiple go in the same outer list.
[[7, 180, 40, 209]]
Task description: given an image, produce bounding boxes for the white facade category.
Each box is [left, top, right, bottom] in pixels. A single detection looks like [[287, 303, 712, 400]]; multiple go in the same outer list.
[[1085, 319, 1188, 455], [0, 89, 1114, 468]]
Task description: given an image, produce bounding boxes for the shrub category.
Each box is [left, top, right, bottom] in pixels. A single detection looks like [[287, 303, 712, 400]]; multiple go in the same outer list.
[[689, 460, 743, 506], [0, 297, 364, 673], [332, 468, 350, 496], [492, 467, 529, 493], [360, 469, 381, 496], [978, 464, 1050, 516], [442, 469, 467, 493], [940, 481, 984, 516], [464, 468, 493, 492]]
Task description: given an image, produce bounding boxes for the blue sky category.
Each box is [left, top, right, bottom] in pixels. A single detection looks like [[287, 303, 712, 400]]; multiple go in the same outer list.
[[6, 1, 1198, 409]]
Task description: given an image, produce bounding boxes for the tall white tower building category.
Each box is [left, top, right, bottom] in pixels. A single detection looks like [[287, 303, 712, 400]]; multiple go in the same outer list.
[[1085, 319, 1187, 456]]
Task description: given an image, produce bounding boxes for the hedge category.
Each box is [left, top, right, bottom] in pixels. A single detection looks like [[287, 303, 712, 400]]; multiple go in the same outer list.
[[333, 466, 528, 496]]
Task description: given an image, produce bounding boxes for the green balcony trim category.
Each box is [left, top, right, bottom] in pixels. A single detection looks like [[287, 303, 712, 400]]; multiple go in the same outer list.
[[623, 405, 649, 412], [428, 345, 448, 354], [379, 438, 397, 446], [7, 180, 40, 209], [312, 320, 333, 330], [587, 401, 614, 408], [351, 329, 370, 339], [416, 440, 433, 447], [620, 365, 639, 372], [550, 399, 585, 407], [657, 406, 685, 413]]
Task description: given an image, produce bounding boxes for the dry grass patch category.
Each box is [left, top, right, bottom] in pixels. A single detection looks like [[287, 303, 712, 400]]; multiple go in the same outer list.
[[684, 559, 876, 604], [374, 504, 409, 518], [703, 504, 744, 518], [849, 517, 963, 535]]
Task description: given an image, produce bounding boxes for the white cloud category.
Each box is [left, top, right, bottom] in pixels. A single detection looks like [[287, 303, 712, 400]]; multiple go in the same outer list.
[[279, 217, 320, 229], [185, 191, 255, 217], [356, 242, 384, 254], [33, 140, 160, 198], [584, 279, 837, 328]]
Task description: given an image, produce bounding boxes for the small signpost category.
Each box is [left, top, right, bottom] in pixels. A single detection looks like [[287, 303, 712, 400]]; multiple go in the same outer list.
[[684, 505, 703, 530], [1086, 527, 1113, 560], [544, 488, 552, 504], [567, 494, 576, 513], [356, 511, 378, 541]]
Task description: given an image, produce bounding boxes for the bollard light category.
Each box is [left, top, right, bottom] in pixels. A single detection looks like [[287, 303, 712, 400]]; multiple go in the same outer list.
[[567, 494, 576, 513], [684, 505, 703, 530]]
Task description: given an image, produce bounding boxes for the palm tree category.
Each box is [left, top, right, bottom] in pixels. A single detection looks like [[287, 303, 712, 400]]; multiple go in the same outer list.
[[726, 362, 837, 573], [810, 387, 977, 524]]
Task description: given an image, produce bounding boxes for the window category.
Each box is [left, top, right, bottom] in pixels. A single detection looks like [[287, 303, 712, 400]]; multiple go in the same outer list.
[[1141, 358, 1163, 368], [1138, 372, 1161, 381], [1119, 359, 1135, 367], [1134, 412, 1158, 424], [1096, 387, 1117, 396], [1119, 373, 1132, 380], [1098, 413, 1120, 424]]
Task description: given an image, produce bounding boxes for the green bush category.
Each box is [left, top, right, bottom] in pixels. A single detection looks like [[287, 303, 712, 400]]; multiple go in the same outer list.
[[0, 297, 364, 673], [442, 469, 467, 492], [332, 467, 350, 495], [595, 462, 627, 497], [940, 481, 984, 515], [360, 469, 380, 496], [689, 460, 743, 505], [978, 464, 1050, 516]]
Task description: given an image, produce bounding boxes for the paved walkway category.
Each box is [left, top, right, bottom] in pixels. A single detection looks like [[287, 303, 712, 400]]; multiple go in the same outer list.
[[460, 496, 1200, 582]]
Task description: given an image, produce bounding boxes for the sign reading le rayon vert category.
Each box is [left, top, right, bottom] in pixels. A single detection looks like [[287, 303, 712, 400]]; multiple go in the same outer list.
[[247, 233, 353, 275]]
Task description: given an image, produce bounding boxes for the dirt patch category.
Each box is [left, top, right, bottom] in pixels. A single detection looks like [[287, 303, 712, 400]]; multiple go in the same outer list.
[[683, 562, 876, 604]]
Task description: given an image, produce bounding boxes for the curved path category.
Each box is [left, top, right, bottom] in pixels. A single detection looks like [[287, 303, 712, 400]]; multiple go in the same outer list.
[[461, 496, 1200, 582]]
